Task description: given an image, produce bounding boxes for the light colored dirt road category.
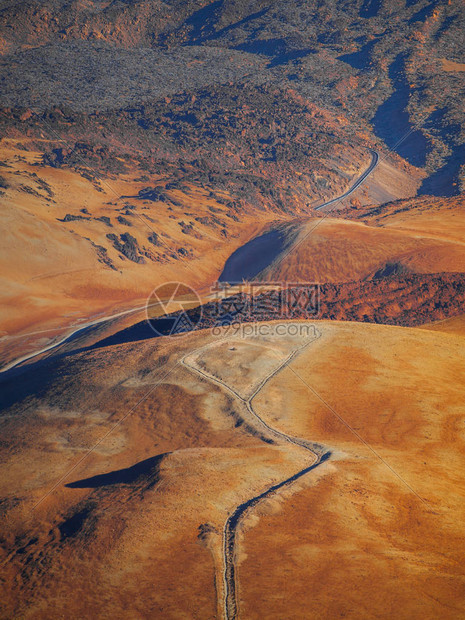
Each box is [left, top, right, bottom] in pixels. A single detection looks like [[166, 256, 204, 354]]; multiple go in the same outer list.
[[182, 333, 330, 620]]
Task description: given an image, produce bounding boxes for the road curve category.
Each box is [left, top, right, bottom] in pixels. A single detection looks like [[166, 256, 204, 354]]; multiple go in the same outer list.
[[314, 149, 379, 211], [217, 149, 380, 284], [0, 306, 150, 375], [182, 334, 330, 620], [0, 303, 153, 375]]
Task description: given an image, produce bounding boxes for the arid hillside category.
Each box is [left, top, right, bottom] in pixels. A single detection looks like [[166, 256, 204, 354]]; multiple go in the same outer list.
[[0, 154, 459, 371], [0, 130, 416, 364], [1, 0, 464, 192], [0, 138, 266, 335], [3, 0, 464, 354], [260, 194, 465, 283], [243, 321, 465, 618], [1, 320, 464, 618], [1, 1, 465, 619]]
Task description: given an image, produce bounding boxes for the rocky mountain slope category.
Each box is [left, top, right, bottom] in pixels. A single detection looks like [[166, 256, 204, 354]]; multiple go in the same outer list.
[[1, 0, 464, 192], [2, 3, 465, 618], [1, 1, 464, 344]]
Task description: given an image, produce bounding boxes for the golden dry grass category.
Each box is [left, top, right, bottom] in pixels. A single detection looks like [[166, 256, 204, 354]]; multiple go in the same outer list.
[[1, 320, 464, 618], [0, 328, 309, 618], [243, 322, 465, 618], [0, 141, 272, 338], [262, 211, 465, 283], [0, 140, 420, 349]]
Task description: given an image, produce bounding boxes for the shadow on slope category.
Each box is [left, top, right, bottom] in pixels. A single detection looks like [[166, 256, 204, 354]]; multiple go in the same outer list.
[[186, 3, 269, 44], [360, 0, 382, 18], [339, 39, 378, 71], [66, 453, 169, 489], [219, 226, 293, 283], [371, 53, 430, 168], [419, 140, 465, 196], [235, 38, 315, 67], [184, 0, 224, 42]]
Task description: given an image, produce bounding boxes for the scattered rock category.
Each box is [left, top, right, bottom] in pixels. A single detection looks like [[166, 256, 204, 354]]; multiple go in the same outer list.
[[147, 232, 161, 246], [59, 213, 91, 222], [106, 232, 145, 263], [136, 186, 168, 202], [117, 215, 132, 226], [178, 220, 202, 238], [95, 215, 112, 226]]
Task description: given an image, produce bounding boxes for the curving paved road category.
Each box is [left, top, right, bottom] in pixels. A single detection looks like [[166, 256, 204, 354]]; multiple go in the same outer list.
[[0, 304, 149, 374], [314, 149, 379, 211], [217, 149, 380, 284], [182, 334, 330, 620]]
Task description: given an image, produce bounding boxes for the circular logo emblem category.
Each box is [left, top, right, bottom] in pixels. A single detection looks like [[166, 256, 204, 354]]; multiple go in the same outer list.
[[146, 281, 202, 337]]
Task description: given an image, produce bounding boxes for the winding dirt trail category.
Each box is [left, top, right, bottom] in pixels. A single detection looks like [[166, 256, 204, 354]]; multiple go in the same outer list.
[[181, 333, 330, 620]]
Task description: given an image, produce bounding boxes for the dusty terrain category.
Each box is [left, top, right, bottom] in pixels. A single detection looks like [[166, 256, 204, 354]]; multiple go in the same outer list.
[[242, 322, 465, 618], [0, 135, 416, 368], [0, 140, 263, 333], [261, 194, 465, 283], [2, 0, 465, 192], [1, 320, 464, 618], [1, 0, 463, 354], [2, 165, 463, 371], [1, 1, 465, 618]]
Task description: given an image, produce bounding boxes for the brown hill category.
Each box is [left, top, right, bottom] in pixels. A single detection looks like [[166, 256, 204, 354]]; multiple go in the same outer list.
[[0, 132, 415, 365], [260, 194, 465, 283], [1, 320, 464, 617], [0, 138, 269, 337]]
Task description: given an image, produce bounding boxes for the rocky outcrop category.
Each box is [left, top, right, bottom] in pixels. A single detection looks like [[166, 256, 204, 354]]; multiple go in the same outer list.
[[106, 233, 145, 264]]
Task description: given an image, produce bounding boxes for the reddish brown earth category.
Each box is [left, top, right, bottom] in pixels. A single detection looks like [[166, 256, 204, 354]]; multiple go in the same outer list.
[[240, 322, 465, 619], [317, 273, 465, 326], [1, 2, 465, 618], [1, 321, 464, 618], [0, 135, 416, 368]]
